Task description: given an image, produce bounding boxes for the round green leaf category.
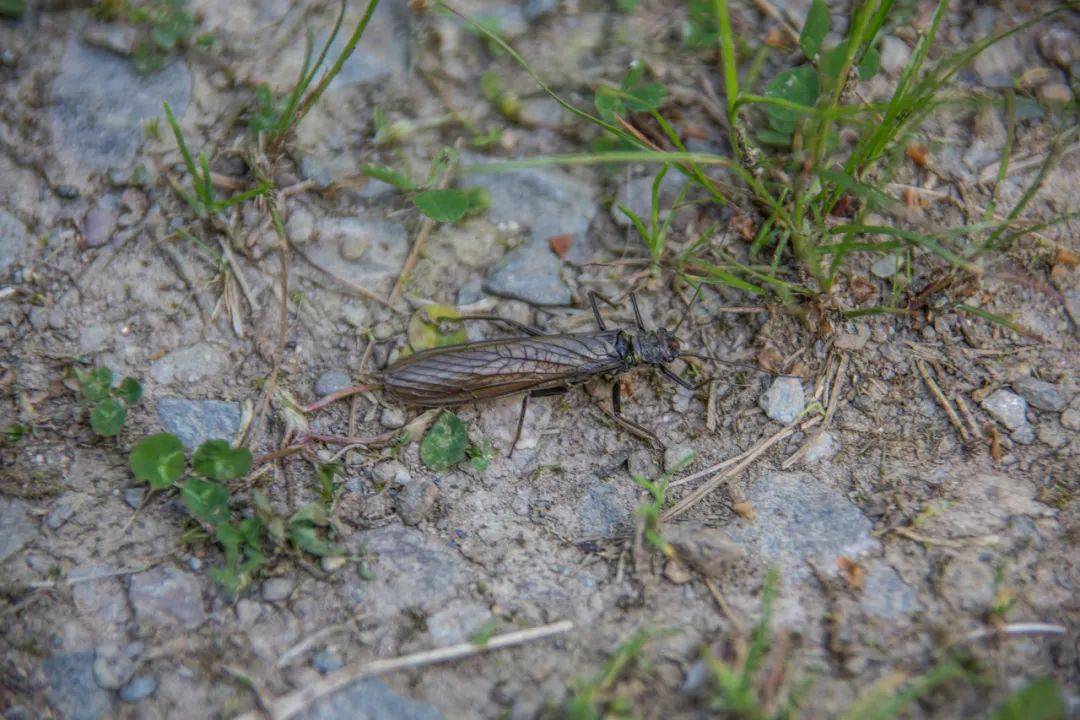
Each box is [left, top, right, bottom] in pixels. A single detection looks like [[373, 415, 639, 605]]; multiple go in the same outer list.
[[420, 412, 468, 471], [180, 477, 231, 526], [413, 189, 470, 223], [799, 0, 830, 59], [90, 398, 126, 436], [763, 65, 820, 134], [130, 433, 185, 489], [115, 377, 143, 405], [192, 440, 253, 481], [81, 367, 114, 402]]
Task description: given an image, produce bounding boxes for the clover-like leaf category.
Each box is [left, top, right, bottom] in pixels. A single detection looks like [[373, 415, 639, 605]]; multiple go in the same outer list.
[[90, 398, 127, 436], [420, 411, 468, 471], [180, 477, 231, 526], [130, 433, 185, 489], [763, 65, 819, 134], [360, 163, 417, 191], [191, 439, 252, 481], [81, 367, 114, 402], [289, 522, 341, 557], [114, 377, 143, 405], [799, 0, 829, 59], [413, 189, 470, 223]]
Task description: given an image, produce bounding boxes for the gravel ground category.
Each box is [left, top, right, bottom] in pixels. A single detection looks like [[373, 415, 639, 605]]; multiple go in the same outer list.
[[1, 0, 1077, 718]]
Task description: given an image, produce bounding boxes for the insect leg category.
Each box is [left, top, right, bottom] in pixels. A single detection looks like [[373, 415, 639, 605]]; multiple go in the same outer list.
[[456, 315, 545, 336], [603, 379, 660, 448], [587, 291, 608, 331], [611, 381, 622, 415], [658, 364, 709, 391], [509, 386, 570, 457], [629, 293, 647, 331]]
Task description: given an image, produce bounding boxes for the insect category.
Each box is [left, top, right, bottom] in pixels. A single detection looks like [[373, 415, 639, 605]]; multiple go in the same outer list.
[[382, 290, 707, 452]]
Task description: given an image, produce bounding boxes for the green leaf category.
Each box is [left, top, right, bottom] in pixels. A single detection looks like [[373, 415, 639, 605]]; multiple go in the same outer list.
[[130, 433, 186, 489], [594, 86, 622, 122], [0, 0, 26, 19], [413, 189, 471, 222], [191, 440, 253, 481], [857, 45, 881, 80], [762, 65, 820, 134], [289, 523, 341, 557], [464, 187, 491, 215], [991, 677, 1064, 720], [114, 377, 143, 405], [2, 424, 27, 444], [820, 42, 848, 80], [360, 163, 417, 190], [81, 367, 114, 402], [420, 412, 468, 471], [407, 304, 468, 352], [290, 502, 330, 527], [799, 0, 829, 59], [90, 399, 126, 436], [180, 477, 231, 526]]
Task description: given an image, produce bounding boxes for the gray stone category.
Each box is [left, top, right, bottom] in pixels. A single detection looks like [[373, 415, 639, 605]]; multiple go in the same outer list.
[[981, 389, 1028, 431], [315, 370, 352, 397], [456, 278, 485, 306], [880, 36, 910, 75], [726, 472, 878, 582], [380, 405, 407, 429], [759, 377, 805, 424], [93, 643, 135, 689], [1062, 408, 1080, 431], [346, 524, 466, 614], [940, 550, 996, 611], [1037, 421, 1069, 449], [578, 482, 634, 538], [262, 577, 295, 602], [321, 0, 411, 91], [971, 34, 1024, 88], [870, 254, 903, 278], [0, 498, 34, 563], [858, 561, 922, 620], [71, 564, 131, 627], [297, 678, 444, 720], [123, 487, 145, 508], [44, 651, 113, 720], [1038, 25, 1077, 69], [483, 239, 571, 306], [396, 481, 438, 525], [82, 206, 117, 248], [804, 431, 838, 464], [611, 172, 687, 228], [306, 217, 409, 293], [46, 494, 78, 530], [1011, 424, 1036, 445], [467, 161, 597, 264], [627, 448, 659, 480], [157, 397, 242, 449], [1012, 377, 1066, 412], [0, 210, 28, 275], [287, 206, 316, 244], [313, 650, 344, 675], [372, 461, 411, 488], [49, 37, 191, 187], [426, 600, 493, 646], [82, 22, 139, 56], [128, 564, 205, 629], [149, 343, 230, 385], [663, 444, 695, 474], [834, 323, 870, 350], [665, 522, 745, 579], [119, 675, 157, 703], [524, 0, 560, 21]]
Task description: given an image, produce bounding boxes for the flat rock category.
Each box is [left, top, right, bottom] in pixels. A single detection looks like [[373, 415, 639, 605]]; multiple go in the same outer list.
[[467, 160, 598, 264], [345, 524, 466, 614], [149, 343, 230, 385], [49, 37, 191, 188], [665, 522, 745, 578], [93, 643, 136, 689], [396, 480, 438, 525], [0, 210, 28, 275], [297, 678, 444, 720], [119, 675, 158, 703], [46, 494, 79, 530], [426, 600, 493, 646], [315, 370, 352, 397], [919, 473, 1050, 537], [804, 431, 838, 464], [483, 239, 572, 306], [981, 389, 1028, 431], [759, 377, 804, 424], [44, 651, 114, 720], [71, 564, 131, 627], [0, 497, 35, 563], [128, 564, 206, 629], [261, 577, 294, 602], [578, 482, 636, 538], [157, 397, 242, 449], [305, 217, 409, 294], [1012, 377, 1066, 412]]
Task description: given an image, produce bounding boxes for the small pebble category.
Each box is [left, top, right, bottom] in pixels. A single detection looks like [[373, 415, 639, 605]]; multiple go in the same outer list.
[[834, 323, 870, 350], [123, 487, 145, 508], [981, 389, 1028, 431], [82, 208, 117, 248], [759, 377, 805, 424], [46, 498, 77, 530], [1062, 408, 1080, 431], [372, 461, 411, 487], [261, 577, 294, 602], [663, 444, 695, 474], [804, 431, 838, 463], [397, 481, 438, 525], [663, 559, 693, 585], [314, 370, 351, 397], [380, 406, 407, 429], [626, 449, 659, 480], [119, 676, 157, 703], [312, 650, 343, 675], [1012, 377, 1066, 412], [1036, 422, 1068, 449], [871, 254, 903, 278]]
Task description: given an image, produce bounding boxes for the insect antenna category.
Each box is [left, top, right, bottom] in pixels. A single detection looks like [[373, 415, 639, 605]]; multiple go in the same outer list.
[[672, 282, 703, 335]]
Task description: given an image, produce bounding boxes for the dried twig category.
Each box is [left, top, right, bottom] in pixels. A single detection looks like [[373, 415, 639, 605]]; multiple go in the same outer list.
[[303, 383, 380, 413], [237, 620, 574, 720], [916, 359, 969, 442], [956, 622, 1066, 645], [704, 577, 745, 633]]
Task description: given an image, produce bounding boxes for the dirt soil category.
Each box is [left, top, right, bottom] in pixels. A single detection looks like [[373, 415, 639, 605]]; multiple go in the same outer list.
[[1, 0, 1078, 718]]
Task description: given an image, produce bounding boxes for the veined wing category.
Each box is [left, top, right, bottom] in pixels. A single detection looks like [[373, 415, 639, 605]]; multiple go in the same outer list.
[[382, 331, 625, 406]]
